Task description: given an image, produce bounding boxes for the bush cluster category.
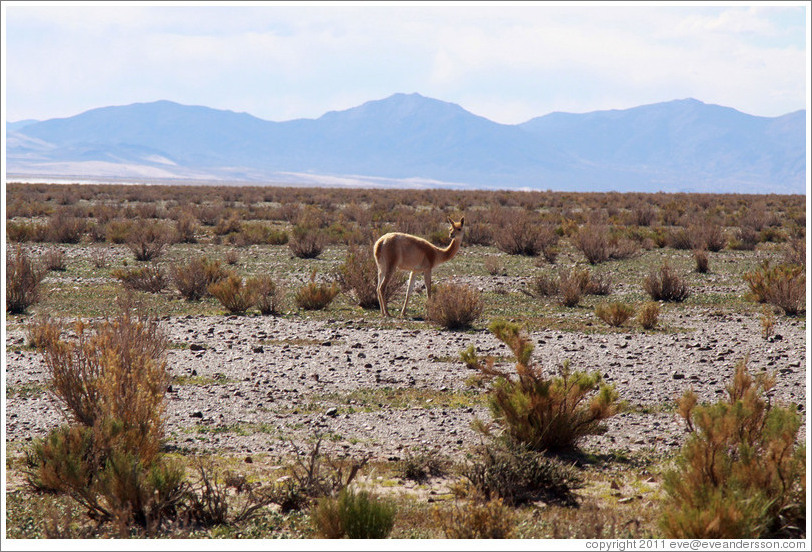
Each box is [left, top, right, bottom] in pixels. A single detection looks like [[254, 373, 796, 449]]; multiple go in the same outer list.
[[6, 246, 46, 314], [743, 260, 805, 315], [462, 319, 623, 452], [660, 359, 806, 538]]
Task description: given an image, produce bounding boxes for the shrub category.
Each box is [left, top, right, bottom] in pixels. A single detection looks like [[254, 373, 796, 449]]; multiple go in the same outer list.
[[760, 306, 776, 340], [465, 319, 622, 452], [336, 246, 405, 310], [397, 446, 448, 483], [39, 302, 169, 446], [126, 220, 172, 261], [558, 268, 584, 307], [643, 262, 690, 302], [247, 275, 284, 315], [594, 302, 635, 327], [236, 223, 288, 246], [294, 272, 339, 311], [46, 211, 86, 244], [187, 460, 276, 527], [484, 256, 506, 276], [573, 224, 611, 264], [743, 261, 805, 316], [493, 211, 557, 258], [312, 488, 396, 539], [270, 436, 369, 513], [288, 225, 326, 259], [434, 499, 515, 539], [426, 283, 483, 330], [457, 436, 579, 506], [6, 246, 46, 314], [530, 272, 558, 297], [112, 264, 167, 293], [25, 300, 185, 532], [729, 227, 759, 251], [171, 256, 227, 301], [693, 249, 709, 273], [26, 314, 62, 350], [173, 212, 200, 243], [209, 273, 258, 315], [660, 359, 806, 539], [42, 248, 67, 272], [783, 238, 805, 267], [637, 302, 660, 330]]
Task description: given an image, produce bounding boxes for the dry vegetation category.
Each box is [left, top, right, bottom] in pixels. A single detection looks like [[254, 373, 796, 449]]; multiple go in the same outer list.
[[4, 182, 806, 540]]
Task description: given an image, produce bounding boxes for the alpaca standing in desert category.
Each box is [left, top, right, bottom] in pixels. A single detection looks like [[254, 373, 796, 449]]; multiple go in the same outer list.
[[374, 216, 465, 317]]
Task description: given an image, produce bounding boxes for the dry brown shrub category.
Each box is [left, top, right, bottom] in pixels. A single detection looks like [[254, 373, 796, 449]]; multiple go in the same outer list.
[[126, 220, 173, 261], [574, 224, 611, 264], [170, 257, 226, 301], [42, 247, 67, 272], [288, 225, 326, 259], [336, 245, 405, 309], [112, 264, 167, 293], [643, 262, 690, 302], [426, 283, 483, 329], [209, 273, 257, 314], [594, 302, 635, 327], [46, 210, 87, 244], [434, 499, 515, 539], [693, 249, 709, 273], [6, 246, 46, 314], [637, 302, 660, 330], [247, 275, 284, 315], [294, 272, 339, 311]]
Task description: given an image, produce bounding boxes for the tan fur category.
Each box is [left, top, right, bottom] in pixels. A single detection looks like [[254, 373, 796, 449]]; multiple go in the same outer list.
[[373, 217, 465, 317]]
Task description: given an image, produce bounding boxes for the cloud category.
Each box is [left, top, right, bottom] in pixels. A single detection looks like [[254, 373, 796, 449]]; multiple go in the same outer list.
[[3, 3, 807, 123]]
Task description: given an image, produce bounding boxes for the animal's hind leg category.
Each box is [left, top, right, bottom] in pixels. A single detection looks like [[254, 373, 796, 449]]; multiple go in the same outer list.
[[377, 267, 391, 317], [401, 271, 416, 318]]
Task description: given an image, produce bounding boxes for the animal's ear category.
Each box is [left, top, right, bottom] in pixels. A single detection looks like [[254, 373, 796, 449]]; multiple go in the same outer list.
[[447, 216, 454, 225], [459, 217, 465, 227]]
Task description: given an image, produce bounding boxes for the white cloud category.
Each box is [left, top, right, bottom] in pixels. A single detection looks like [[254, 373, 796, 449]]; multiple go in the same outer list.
[[3, 3, 807, 123]]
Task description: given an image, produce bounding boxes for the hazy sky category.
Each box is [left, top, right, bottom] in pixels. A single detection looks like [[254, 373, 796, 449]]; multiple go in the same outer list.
[[2, 1, 809, 124]]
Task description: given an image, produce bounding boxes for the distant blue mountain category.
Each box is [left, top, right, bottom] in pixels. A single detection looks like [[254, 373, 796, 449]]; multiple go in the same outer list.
[[6, 94, 806, 193], [6, 119, 39, 132]]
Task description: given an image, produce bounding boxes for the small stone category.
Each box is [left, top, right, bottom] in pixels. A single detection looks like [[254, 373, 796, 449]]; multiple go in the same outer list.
[[672, 373, 685, 380], [245, 456, 253, 463], [190, 411, 203, 418], [190, 344, 205, 351], [326, 407, 339, 417]]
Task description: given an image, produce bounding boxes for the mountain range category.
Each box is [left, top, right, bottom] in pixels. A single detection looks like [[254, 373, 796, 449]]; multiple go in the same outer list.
[[5, 93, 806, 194]]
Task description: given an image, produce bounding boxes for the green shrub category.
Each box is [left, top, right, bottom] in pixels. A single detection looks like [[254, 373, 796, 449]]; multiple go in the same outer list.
[[643, 261, 690, 302], [312, 488, 396, 539], [466, 319, 622, 452], [594, 302, 635, 327], [6, 246, 46, 314], [209, 273, 258, 314], [426, 283, 483, 330], [397, 446, 448, 483], [743, 260, 805, 315], [434, 499, 515, 539], [660, 359, 806, 539], [458, 435, 579, 506]]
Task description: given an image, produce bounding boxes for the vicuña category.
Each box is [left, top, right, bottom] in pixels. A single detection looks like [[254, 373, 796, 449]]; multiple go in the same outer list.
[[373, 216, 465, 317]]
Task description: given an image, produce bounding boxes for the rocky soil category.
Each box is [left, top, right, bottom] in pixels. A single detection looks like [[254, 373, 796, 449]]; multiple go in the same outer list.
[[5, 305, 806, 464]]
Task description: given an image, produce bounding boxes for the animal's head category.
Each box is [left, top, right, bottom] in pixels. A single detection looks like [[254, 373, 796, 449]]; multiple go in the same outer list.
[[447, 216, 465, 240]]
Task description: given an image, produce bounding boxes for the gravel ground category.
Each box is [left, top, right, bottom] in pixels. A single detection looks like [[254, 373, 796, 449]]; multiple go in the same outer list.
[[5, 305, 806, 463]]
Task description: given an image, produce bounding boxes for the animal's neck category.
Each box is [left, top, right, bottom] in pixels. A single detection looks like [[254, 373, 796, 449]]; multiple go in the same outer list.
[[436, 237, 461, 264]]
